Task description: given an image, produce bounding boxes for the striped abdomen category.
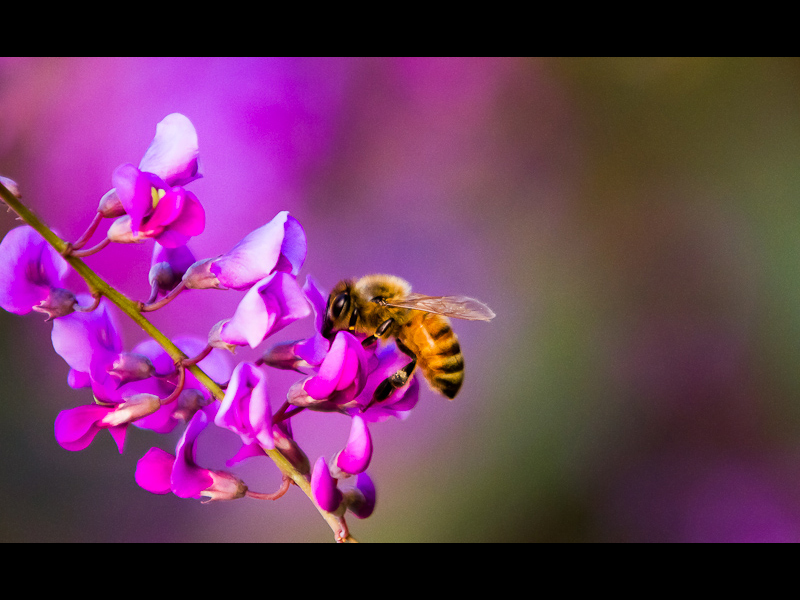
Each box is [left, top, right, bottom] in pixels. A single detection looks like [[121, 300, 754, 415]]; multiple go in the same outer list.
[[401, 312, 464, 399]]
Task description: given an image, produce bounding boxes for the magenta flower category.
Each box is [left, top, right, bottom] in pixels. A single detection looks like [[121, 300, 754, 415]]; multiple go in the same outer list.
[[98, 113, 202, 219], [135, 406, 247, 501], [344, 342, 421, 423], [50, 298, 124, 389], [332, 415, 373, 477], [0, 226, 75, 319], [214, 362, 274, 450], [107, 163, 205, 248], [215, 271, 311, 350], [54, 393, 161, 453], [286, 331, 370, 411], [261, 275, 331, 371], [127, 336, 232, 434], [182, 211, 306, 291]]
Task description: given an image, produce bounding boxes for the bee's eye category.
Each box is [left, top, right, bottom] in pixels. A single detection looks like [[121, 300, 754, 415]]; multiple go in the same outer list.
[[331, 293, 350, 319]]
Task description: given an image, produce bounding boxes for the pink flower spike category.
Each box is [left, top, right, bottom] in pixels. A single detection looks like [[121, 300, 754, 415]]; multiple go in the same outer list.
[[135, 447, 175, 495], [312, 457, 343, 513], [138, 113, 202, 187], [214, 362, 274, 449], [219, 272, 311, 349], [334, 416, 373, 476]]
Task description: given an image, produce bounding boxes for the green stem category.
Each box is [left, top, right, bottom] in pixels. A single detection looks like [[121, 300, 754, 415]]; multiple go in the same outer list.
[[0, 182, 355, 542]]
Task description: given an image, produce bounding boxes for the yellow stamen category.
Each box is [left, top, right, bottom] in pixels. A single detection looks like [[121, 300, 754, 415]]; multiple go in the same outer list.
[[151, 187, 166, 209]]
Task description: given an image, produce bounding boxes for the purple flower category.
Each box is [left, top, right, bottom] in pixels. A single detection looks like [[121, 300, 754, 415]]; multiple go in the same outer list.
[[215, 272, 311, 349], [107, 163, 205, 248], [135, 406, 247, 501], [261, 275, 331, 371], [214, 362, 274, 449], [345, 342, 421, 423], [182, 211, 306, 291], [98, 113, 202, 219], [0, 226, 75, 319], [332, 415, 373, 477], [127, 336, 232, 434], [54, 393, 161, 453], [286, 331, 370, 411], [51, 298, 124, 389]]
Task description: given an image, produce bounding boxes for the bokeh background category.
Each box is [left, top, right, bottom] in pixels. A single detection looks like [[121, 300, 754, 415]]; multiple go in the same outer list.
[[2, 57, 800, 542]]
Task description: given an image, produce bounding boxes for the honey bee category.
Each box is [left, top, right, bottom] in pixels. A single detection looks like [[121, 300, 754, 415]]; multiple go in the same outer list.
[[321, 274, 495, 403]]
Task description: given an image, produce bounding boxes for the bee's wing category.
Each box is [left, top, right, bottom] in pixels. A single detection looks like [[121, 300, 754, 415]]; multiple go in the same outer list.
[[384, 294, 495, 321]]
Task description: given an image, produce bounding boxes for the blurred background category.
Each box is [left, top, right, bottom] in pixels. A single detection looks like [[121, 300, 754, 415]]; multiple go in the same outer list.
[[2, 57, 800, 542]]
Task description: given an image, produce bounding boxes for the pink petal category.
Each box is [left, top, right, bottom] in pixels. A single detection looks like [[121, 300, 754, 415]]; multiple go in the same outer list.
[[311, 457, 342, 513], [138, 113, 202, 187], [54, 404, 114, 452], [135, 447, 175, 494], [335, 416, 373, 475]]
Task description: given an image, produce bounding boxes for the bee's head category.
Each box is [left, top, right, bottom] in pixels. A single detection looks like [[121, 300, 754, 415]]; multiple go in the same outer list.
[[322, 280, 356, 340]]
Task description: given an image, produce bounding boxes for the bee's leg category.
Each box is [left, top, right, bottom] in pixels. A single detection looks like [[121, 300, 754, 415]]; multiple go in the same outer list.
[[371, 339, 416, 404], [361, 318, 394, 348]]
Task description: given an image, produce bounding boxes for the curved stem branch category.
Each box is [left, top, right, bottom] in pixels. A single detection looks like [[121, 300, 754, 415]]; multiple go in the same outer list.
[[181, 344, 212, 368], [246, 475, 292, 501], [71, 236, 110, 258], [0, 181, 357, 543], [141, 280, 186, 312], [70, 212, 103, 250]]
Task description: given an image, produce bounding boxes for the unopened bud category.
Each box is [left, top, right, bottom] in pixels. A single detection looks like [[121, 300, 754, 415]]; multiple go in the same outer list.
[[101, 393, 161, 427], [344, 473, 376, 519], [208, 319, 237, 353], [97, 188, 126, 218], [261, 341, 308, 372], [0, 176, 21, 199], [108, 352, 155, 386], [201, 470, 248, 502], [32, 287, 76, 321], [172, 389, 212, 422], [182, 258, 224, 290], [107, 215, 143, 244]]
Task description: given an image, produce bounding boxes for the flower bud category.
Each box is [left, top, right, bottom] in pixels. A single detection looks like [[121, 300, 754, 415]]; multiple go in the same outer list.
[[101, 393, 162, 427], [311, 456, 343, 514], [208, 319, 238, 353], [344, 473, 376, 519], [261, 341, 308, 372], [107, 215, 143, 244], [171, 388, 211, 422], [182, 257, 223, 290], [0, 176, 21, 199], [97, 188, 126, 218], [31, 287, 76, 321], [108, 352, 155, 386], [201, 470, 248, 502]]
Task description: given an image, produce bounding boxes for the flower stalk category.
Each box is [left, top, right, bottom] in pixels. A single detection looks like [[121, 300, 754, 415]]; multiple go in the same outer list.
[[0, 180, 356, 542]]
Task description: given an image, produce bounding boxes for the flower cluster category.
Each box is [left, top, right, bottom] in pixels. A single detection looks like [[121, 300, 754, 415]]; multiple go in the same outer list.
[[0, 115, 429, 540]]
